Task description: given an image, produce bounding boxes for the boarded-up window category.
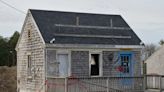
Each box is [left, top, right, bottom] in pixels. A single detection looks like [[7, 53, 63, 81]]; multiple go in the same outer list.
[[47, 50, 58, 77], [57, 54, 69, 77]]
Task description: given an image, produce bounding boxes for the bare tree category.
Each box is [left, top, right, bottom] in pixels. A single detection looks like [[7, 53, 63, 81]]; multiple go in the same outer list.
[[143, 44, 157, 60]]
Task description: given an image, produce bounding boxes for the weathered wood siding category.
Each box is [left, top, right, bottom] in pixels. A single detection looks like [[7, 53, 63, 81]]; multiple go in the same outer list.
[[71, 51, 89, 77], [45, 49, 142, 92], [103, 51, 120, 77], [103, 51, 142, 77], [45, 49, 142, 78], [133, 51, 142, 76], [146, 45, 164, 75], [46, 50, 59, 77], [17, 12, 45, 92]]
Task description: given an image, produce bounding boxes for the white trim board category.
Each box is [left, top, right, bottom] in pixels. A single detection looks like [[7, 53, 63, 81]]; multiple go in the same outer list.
[[46, 44, 144, 49]]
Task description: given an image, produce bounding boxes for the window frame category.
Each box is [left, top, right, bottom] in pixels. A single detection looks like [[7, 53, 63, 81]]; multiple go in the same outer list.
[[120, 54, 131, 73], [27, 55, 32, 75], [89, 52, 102, 77], [27, 29, 32, 40], [119, 52, 133, 77]]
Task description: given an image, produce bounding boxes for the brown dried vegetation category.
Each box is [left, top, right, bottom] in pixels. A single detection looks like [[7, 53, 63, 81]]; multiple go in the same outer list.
[[0, 66, 16, 92]]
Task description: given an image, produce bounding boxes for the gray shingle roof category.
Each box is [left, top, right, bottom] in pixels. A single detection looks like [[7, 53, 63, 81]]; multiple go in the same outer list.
[[30, 9, 142, 45]]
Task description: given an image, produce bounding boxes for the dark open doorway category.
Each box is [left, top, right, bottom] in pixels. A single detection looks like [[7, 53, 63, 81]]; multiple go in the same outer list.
[[91, 54, 100, 76]]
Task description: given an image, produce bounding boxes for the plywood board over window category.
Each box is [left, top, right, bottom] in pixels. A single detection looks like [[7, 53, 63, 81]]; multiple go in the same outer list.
[[57, 54, 69, 77]]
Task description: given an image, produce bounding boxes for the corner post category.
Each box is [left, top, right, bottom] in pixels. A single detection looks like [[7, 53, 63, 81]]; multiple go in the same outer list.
[[65, 77, 68, 92], [143, 75, 147, 91], [160, 76, 162, 92], [106, 78, 109, 92]]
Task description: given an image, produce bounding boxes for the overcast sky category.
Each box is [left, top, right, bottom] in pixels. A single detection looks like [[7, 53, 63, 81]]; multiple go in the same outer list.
[[0, 0, 163, 44]]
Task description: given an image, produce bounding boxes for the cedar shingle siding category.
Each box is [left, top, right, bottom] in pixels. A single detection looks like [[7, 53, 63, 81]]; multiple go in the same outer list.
[[71, 51, 89, 77]]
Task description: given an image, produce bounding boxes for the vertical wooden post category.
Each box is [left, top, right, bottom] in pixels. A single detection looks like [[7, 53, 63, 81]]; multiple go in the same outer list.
[[65, 78, 68, 92], [160, 76, 162, 92], [106, 78, 109, 92], [143, 75, 147, 91]]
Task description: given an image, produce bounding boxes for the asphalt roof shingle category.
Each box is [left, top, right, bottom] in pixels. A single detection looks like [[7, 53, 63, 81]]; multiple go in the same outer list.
[[30, 9, 142, 45]]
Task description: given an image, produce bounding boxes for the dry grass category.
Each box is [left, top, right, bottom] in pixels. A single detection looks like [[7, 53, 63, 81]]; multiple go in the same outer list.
[[0, 66, 16, 92]]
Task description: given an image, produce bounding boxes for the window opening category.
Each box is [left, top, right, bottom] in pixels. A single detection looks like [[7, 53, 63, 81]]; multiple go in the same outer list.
[[120, 54, 131, 73], [27, 55, 32, 74], [28, 29, 31, 40], [90, 54, 100, 76]]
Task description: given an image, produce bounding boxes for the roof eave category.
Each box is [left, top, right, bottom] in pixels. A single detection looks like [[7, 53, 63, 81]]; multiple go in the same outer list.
[[45, 43, 144, 49]]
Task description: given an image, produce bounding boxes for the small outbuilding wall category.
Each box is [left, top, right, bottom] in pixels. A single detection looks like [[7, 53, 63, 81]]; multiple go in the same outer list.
[[146, 45, 164, 75]]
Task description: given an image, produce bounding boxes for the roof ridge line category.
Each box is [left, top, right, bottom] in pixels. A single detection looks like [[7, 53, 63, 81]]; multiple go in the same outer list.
[[30, 9, 120, 16]]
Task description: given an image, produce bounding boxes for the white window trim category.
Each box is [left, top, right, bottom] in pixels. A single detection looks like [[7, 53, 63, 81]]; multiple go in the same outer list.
[[89, 51, 103, 77]]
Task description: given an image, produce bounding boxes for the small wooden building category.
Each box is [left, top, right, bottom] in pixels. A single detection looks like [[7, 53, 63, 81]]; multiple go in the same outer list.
[[16, 9, 144, 92], [145, 45, 164, 75]]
